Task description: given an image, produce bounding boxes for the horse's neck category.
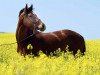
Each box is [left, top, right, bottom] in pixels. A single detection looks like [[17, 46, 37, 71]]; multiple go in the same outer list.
[[16, 19, 23, 33], [33, 30, 40, 35], [16, 19, 40, 43], [16, 23, 29, 42]]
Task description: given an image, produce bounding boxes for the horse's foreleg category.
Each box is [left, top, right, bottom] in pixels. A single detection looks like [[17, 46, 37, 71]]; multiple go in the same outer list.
[[17, 46, 27, 56], [32, 49, 39, 56], [21, 48, 27, 56]]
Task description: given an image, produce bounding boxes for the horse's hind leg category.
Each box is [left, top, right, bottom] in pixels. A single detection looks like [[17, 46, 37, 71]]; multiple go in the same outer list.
[[68, 46, 77, 56], [60, 46, 67, 52], [80, 48, 85, 55]]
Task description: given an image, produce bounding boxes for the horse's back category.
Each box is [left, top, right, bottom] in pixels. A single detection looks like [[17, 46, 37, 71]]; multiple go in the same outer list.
[[37, 29, 85, 43]]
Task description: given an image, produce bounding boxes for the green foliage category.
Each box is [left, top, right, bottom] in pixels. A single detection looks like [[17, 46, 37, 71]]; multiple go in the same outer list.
[[0, 33, 100, 75]]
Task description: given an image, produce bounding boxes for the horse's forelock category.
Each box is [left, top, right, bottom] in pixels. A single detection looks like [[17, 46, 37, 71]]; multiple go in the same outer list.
[[19, 8, 24, 17]]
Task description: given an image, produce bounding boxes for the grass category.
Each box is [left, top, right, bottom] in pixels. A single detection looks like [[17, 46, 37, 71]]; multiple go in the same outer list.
[[0, 33, 100, 75]]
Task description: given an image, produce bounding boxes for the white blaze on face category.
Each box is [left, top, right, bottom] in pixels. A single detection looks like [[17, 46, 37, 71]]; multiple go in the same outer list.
[[38, 23, 43, 29], [38, 20, 43, 29]]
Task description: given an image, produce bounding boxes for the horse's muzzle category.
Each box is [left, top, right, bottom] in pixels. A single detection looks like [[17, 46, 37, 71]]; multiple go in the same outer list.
[[38, 23, 46, 31]]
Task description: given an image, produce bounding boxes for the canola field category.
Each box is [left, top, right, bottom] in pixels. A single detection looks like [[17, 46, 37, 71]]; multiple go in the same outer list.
[[0, 33, 100, 75]]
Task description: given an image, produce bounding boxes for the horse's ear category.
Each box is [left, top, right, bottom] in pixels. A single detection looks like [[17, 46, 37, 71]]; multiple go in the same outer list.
[[24, 4, 28, 15], [29, 4, 33, 11]]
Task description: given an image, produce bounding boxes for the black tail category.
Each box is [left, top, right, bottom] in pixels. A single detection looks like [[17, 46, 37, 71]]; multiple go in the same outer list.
[[81, 37, 86, 55]]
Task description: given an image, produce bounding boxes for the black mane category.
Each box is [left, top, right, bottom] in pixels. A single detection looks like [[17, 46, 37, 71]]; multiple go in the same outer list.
[[19, 4, 33, 17]]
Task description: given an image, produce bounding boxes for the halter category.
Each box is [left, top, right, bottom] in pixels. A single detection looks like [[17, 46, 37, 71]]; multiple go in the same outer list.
[[27, 17, 42, 35]]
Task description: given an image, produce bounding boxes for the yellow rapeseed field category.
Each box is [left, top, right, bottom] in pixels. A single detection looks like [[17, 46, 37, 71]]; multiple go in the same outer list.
[[0, 33, 100, 75]]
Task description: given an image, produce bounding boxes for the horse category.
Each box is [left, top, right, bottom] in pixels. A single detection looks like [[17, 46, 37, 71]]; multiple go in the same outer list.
[[16, 4, 46, 56], [16, 4, 86, 56]]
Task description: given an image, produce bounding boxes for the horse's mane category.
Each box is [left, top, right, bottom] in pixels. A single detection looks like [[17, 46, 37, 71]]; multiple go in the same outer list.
[[19, 4, 34, 17]]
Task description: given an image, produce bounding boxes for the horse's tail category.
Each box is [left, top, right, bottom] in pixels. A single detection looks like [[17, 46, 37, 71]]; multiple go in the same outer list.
[[83, 41, 86, 55], [80, 36, 86, 55]]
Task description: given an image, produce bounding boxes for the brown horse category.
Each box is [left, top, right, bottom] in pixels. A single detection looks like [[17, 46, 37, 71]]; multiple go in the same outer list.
[[16, 4, 86, 56]]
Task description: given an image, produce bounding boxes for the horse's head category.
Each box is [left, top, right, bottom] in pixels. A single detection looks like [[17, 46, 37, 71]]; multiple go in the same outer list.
[[19, 4, 46, 31]]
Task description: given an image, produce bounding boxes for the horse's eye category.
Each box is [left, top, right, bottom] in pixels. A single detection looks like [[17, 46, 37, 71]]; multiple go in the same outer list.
[[29, 15, 32, 17]]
